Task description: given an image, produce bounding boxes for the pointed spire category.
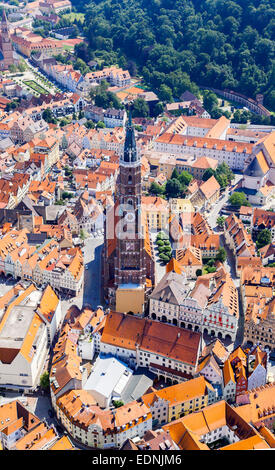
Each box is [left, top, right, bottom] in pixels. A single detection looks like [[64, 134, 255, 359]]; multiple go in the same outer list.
[[122, 102, 137, 164], [2, 9, 7, 24]]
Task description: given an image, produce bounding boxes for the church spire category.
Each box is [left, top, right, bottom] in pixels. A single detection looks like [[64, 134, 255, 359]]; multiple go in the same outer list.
[[2, 9, 7, 24], [122, 104, 138, 164]]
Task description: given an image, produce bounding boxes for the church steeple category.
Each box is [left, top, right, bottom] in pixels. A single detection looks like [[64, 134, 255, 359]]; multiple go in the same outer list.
[[1, 9, 8, 32], [2, 9, 8, 23], [122, 106, 138, 164], [0, 8, 15, 70]]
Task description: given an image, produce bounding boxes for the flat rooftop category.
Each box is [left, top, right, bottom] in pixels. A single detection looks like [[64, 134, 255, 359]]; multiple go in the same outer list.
[[0, 305, 35, 349]]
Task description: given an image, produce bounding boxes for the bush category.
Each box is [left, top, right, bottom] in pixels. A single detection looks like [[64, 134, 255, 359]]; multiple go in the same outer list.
[[40, 371, 50, 390], [113, 400, 124, 408], [157, 231, 168, 240], [159, 253, 170, 263]]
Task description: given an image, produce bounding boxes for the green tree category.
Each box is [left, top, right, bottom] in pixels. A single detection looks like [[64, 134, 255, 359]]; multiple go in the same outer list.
[[165, 178, 182, 199], [203, 90, 219, 114], [158, 84, 173, 102], [149, 182, 164, 196], [256, 229, 272, 249], [178, 170, 193, 186], [96, 121, 105, 128], [85, 120, 95, 129], [113, 400, 124, 408], [216, 247, 226, 263], [229, 192, 250, 207], [42, 108, 56, 124], [217, 216, 226, 228], [171, 168, 179, 179], [40, 371, 50, 390], [132, 98, 149, 117], [202, 168, 216, 181]]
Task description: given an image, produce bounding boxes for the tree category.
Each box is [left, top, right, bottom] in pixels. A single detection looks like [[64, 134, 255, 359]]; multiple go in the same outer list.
[[40, 371, 50, 390], [256, 229, 272, 249], [171, 168, 179, 179], [196, 269, 202, 277], [84, 120, 95, 129], [216, 247, 226, 263], [8, 64, 17, 73], [202, 168, 216, 181], [132, 98, 149, 118], [165, 178, 182, 199], [157, 231, 169, 240], [113, 400, 124, 408], [149, 182, 164, 196], [80, 229, 87, 240], [159, 253, 171, 263], [96, 121, 105, 128], [217, 216, 226, 228], [94, 90, 122, 110], [229, 191, 250, 207], [203, 90, 218, 113], [206, 266, 216, 273], [158, 84, 173, 102], [178, 170, 193, 186], [80, 0, 275, 113], [42, 108, 56, 124]]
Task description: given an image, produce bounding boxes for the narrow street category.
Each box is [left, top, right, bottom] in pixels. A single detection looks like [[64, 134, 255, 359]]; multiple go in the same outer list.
[[82, 236, 104, 308]]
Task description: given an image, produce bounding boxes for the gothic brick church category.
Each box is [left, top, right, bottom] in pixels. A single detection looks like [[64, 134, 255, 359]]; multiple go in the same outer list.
[[102, 112, 155, 314], [0, 10, 17, 71]]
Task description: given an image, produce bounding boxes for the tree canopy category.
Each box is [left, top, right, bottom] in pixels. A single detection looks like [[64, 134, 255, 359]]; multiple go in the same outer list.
[[256, 228, 272, 249], [229, 191, 251, 207], [72, 0, 275, 113]]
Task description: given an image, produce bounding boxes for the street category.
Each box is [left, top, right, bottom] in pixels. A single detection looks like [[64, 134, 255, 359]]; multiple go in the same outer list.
[[60, 235, 104, 319], [151, 232, 167, 284], [82, 236, 104, 308], [206, 173, 243, 230]]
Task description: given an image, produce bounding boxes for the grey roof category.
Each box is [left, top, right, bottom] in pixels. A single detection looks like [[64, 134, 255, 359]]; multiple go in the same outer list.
[[45, 204, 65, 222], [27, 232, 48, 245], [180, 90, 199, 102], [19, 196, 40, 217], [84, 355, 133, 399], [150, 271, 189, 305], [244, 156, 266, 177], [0, 137, 13, 150], [104, 108, 125, 119], [120, 368, 154, 404]]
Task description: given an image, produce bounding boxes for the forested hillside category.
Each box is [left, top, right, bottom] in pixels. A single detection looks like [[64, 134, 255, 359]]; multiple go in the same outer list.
[[74, 0, 275, 111]]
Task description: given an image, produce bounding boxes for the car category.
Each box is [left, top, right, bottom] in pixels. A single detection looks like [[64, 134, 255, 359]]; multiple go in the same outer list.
[[85, 265, 89, 270], [48, 409, 54, 418]]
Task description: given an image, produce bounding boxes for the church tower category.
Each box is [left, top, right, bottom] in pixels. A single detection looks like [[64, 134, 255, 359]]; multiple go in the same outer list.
[[0, 10, 15, 71], [102, 110, 155, 314], [114, 110, 146, 288]]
